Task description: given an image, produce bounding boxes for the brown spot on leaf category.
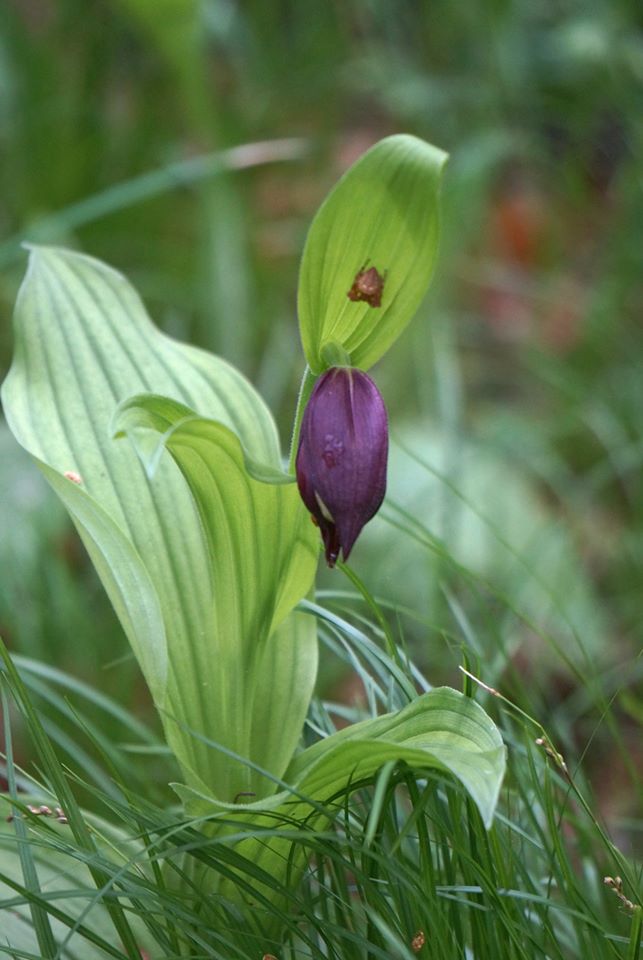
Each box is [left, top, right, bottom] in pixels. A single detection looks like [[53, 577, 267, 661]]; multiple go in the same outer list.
[[347, 264, 386, 308]]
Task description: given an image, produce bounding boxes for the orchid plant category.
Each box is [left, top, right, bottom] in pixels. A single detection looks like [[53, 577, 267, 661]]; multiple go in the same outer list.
[[1, 135, 505, 927]]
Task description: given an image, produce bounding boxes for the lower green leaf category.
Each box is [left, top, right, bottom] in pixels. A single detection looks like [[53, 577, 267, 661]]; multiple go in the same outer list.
[[284, 685, 505, 829], [114, 394, 319, 801], [174, 686, 505, 919]]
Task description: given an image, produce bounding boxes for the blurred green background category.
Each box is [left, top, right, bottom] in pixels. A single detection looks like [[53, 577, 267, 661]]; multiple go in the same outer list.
[[0, 1, 641, 831]]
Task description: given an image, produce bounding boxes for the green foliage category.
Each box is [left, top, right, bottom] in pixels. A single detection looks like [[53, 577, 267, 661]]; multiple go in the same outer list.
[[113, 393, 318, 799], [0, 620, 639, 959], [173, 685, 505, 921], [1, 231, 506, 932], [298, 135, 447, 373], [1, 246, 316, 803], [354, 426, 608, 675], [283, 686, 504, 830], [1, 2, 641, 956], [0, 424, 117, 670]]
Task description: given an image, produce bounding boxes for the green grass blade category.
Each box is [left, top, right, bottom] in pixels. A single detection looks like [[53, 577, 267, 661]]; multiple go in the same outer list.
[[1, 681, 57, 959], [0, 641, 143, 959]]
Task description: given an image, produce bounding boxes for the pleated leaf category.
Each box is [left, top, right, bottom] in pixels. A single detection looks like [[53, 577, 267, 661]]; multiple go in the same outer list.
[[113, 394, 319, 800], [284, 685, 505, 826], [298, 134, 448, 373], [175, 686, 506, 916], [0, 246, 317, 799]]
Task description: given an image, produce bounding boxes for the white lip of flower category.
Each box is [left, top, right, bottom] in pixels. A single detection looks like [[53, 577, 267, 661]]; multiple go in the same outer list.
[[314, 491, 334, 522]]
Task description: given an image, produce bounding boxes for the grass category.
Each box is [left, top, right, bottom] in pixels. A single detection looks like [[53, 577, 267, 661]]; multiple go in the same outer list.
[[1, 1, 642, 955], [0, 543, 641, 957]]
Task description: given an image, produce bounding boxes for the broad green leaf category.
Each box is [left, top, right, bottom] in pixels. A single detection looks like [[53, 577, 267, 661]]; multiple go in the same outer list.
[[298, 134, 448, 373], [113, 394, 319, 799], [39, 459, 169, 705], [283, 686, 505, 827], [0, 246, 316, 800], [175, 687, 505, 916]]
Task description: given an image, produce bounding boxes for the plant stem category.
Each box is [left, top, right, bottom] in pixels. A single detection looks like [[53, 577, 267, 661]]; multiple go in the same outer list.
[[288, 364, 317, 473], [628, 907, 642, 960]]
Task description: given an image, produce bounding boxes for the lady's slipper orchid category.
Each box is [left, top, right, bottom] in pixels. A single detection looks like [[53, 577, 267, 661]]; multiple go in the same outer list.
[[295, 367, 388, 567]]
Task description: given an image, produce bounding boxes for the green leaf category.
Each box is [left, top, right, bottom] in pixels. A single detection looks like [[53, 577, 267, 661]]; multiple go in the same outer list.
[[283, 686, 505, 829], [298, 134, 448, 373], [175, 686, 505, 916], [112, 393, 295, 486], [38, 460, 169, 707], [113, 393, 319, 799], [0, 246, 316, 801]]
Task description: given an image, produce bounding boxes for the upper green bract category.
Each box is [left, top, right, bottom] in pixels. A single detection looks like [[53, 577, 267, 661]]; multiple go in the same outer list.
[[298, 134, 448, 373]]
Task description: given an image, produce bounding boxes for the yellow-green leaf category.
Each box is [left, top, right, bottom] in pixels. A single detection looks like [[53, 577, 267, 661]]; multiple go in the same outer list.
[[114, 394, 319, 799], [0, 246, 316, 801], [298, 134, 448, 373], [175, 686, 506, 925]]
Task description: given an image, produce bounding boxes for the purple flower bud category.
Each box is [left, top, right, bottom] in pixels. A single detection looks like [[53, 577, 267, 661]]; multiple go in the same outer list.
[[296, 367, 388, 567]]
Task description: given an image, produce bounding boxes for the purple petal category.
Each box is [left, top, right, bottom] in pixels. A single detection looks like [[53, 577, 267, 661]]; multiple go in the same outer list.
[[296, 367, 388, 566]]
